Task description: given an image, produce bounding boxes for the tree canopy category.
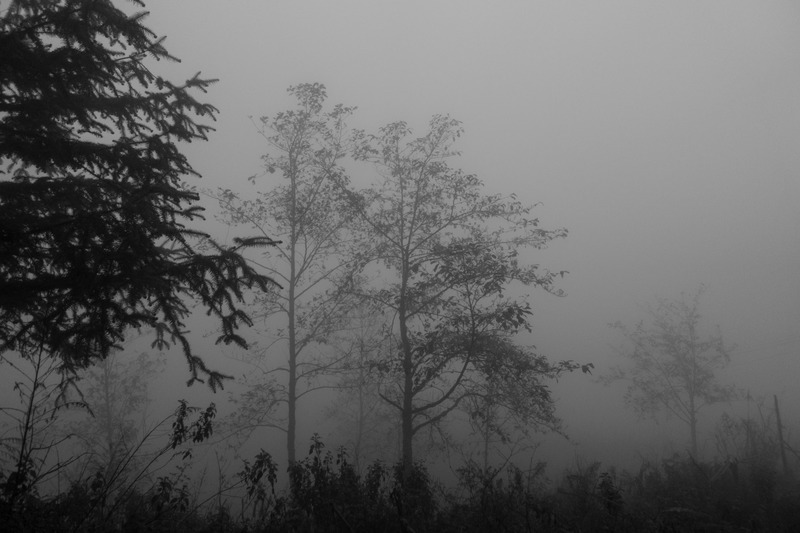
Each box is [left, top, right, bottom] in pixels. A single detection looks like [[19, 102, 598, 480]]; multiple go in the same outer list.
[[0, 0, 276, 390]]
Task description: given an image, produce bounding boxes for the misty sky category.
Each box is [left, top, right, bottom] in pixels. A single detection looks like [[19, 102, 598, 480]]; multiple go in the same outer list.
[[138, 1, 800, 466]]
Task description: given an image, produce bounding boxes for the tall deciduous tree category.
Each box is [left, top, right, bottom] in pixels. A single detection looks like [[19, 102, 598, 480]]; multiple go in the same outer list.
[[215, 83, 359, 464], [0, 0, 275, 391], [605, 287, 739, 457], [344, 115, 571, 475]]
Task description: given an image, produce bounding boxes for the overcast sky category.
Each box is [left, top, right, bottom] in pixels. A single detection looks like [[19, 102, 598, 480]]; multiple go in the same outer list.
[[139, 1, 800, 466]]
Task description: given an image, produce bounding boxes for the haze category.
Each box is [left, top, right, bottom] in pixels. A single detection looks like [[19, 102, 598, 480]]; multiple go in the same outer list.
[[123, 0, 799, 466], [8, 0, 797, 479]]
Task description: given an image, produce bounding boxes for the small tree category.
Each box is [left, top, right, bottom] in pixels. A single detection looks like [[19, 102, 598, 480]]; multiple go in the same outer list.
[[343, 115, 572, 476], [0, 0, 275, 391], [214, 83, 359, 464], [0, 344, 83, 508], [605, 287, 739, 457]]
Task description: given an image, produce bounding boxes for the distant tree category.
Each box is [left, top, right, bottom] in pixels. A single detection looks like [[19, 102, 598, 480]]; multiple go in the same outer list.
[[66, 349, 163, 485], [214, 83, 360, 464], [604, 287, 739, 457], [0, 0, 276, 391], [342, 115, 573, 476], [324, 309, 400, 471]]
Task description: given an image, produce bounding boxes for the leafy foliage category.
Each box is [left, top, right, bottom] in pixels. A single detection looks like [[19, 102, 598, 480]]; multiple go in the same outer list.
[[0, 0, 276, 390]]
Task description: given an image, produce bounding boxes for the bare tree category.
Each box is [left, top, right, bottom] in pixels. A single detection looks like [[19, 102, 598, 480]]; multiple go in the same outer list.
[[0, 345, 83, 506]]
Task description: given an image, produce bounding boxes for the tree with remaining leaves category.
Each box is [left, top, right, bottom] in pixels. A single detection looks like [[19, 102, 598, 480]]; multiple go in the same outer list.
[[462, 338, 587, 475], [214, 83, 359, 464], [0, 0, 275, 391], [342, 115, 572, 476], [604, 287, 739, 457]]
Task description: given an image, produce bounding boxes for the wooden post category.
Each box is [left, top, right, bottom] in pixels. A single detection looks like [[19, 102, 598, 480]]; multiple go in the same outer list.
[[774, 394, 788, 475], [746, 390, 753, 458]]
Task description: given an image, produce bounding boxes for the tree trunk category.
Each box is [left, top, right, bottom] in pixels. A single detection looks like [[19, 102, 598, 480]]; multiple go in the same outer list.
[[482, 386, 496, 475], [102, 360, 117, 473], [287, 158, 298, 467], [401, 383, 414, 478], [400, 320, 415, 480], [355, 371, 364, 472], [287, 331, 296, 464], [689, 404, 698, 458], [688, 322, 699, 458], [399, 253, 415, 480]]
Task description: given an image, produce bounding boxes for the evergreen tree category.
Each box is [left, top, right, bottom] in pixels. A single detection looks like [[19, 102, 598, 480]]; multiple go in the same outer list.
[[0, 0, 276, 390]]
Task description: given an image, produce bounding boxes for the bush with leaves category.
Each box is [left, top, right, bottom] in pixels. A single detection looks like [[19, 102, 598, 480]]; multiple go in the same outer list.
[[442, 461, 554, 533], [552, 461, 626, 532], [232, 435, 441, 533], [237, 448, 279, 526], [614, 453, 800, 532], [281, 435, 366, 532]]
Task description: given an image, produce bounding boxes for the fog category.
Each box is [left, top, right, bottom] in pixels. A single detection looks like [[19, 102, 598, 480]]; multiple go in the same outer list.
[[5, 0, 799, 499], [123, 0, 800, 470]]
